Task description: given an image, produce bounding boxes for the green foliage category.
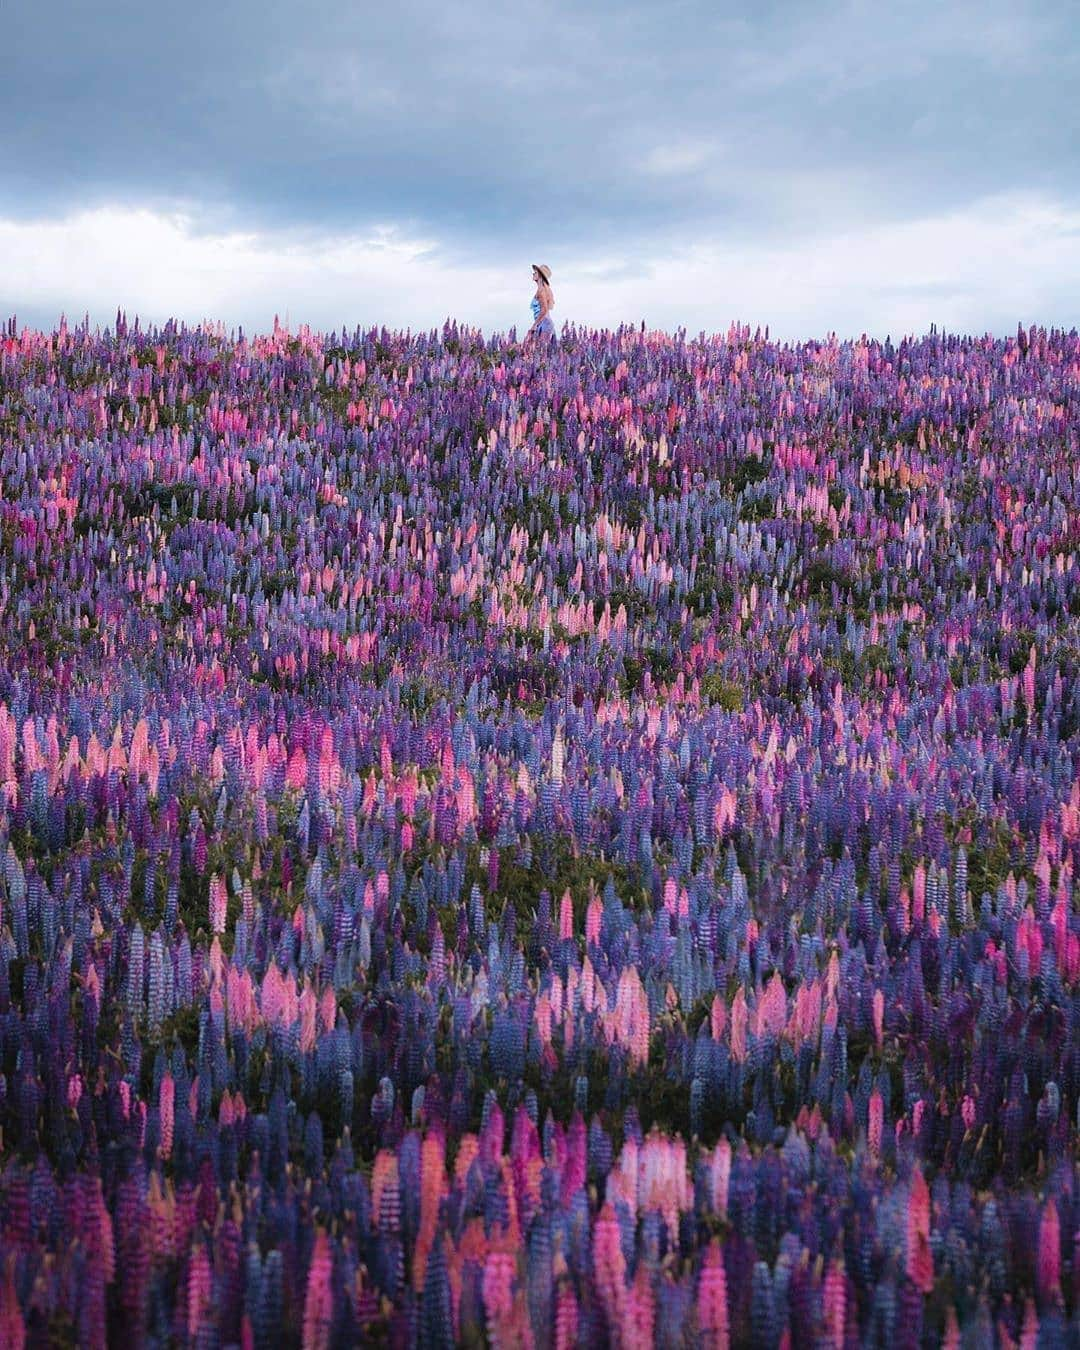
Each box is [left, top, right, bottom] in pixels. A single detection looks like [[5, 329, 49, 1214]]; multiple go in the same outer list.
[[502, 488, 559, 541], [700, 672, 745, 711], [619, 654, 644, 698], [827, 642, 894, 686], [442, 834, 648, 951], [962, 818, 1016, 904], [617, 489, 650, 532], [802, 559, 853, 598], [600, 582, 653, 628], [861, 643, 892, 674], [685, 567, 734, 617], [954, 472, 985, 507], [643, 644, 678, 688], [876, 480, 908, 512], [37, 1310, 80, 1349], [0, 393, 28, 436], [399, 676, 437, 715], [1006, 628, 1036, 674], [320, 384, 354, 421], [720, 453, 770, 495], [149, 1001, 202, 1057], [739, 494, 774, 523]]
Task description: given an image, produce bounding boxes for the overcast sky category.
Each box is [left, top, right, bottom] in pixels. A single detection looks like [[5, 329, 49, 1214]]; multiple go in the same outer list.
[[3, 0, 1078, 343]]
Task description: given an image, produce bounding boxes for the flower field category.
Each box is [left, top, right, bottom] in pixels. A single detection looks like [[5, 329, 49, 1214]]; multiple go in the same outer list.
[[0, 310, 1077, 1346]]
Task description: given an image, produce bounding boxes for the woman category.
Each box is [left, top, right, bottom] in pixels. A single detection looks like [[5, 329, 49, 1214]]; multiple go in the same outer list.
[[525, 264, 557, 346]]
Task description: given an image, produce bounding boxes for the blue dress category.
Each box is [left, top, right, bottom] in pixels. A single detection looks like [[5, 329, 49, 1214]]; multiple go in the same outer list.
[[530, 293, 556, 342]]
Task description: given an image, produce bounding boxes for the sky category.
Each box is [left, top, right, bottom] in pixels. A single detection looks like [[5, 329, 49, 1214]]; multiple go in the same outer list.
[[2, 0, 1078, 344]]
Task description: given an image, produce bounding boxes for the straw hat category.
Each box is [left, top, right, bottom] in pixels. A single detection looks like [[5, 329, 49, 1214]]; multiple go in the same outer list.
[[532, 264, 552, 285]]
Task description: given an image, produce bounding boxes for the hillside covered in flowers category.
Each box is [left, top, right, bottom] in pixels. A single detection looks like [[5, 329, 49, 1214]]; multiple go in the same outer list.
[[0, 310, 1077, 1347]]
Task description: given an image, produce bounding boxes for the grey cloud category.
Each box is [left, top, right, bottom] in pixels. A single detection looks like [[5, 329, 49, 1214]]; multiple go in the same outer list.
[[1, 0, 1078, 265]]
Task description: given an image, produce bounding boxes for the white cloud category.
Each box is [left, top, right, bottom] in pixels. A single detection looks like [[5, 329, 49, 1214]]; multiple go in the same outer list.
[[641, 141, 718, 176], [1, 189, 1077, 344]]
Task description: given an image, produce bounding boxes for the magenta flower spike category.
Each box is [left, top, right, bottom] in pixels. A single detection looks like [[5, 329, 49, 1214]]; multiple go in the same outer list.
[[1037, 1196, 1061, 1307], [302, 1229, 335, 1350], [697, 1238, 730, 1349]]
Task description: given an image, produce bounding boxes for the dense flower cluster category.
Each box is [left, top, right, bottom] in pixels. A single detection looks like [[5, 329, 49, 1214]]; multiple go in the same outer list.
[[0, 310, 1077, 1346]]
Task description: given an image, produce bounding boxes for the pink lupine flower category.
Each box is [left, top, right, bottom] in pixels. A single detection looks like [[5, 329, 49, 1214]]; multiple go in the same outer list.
[[594, 1202, 627, 1331], [0, 1261, 25, 1350], [187, 1240, 213, 1342], [710, 993, 727, 1041], [709, 1138, 732, 1218], [906, 1166, 934, 1293], [913, 862, 926, 923], [209, 871, 227, 932], [1019, 1297, 1039, 1349], [534, 992, 553, 1047], [623, 1264, 655, 1350], [554, 1276, 579, 1350], [549, 972, 564, 1022], [790, 979, 821, 1048], [413, 1131, 448, 1292], [454, 1134, 479, 1186], [371, 1151, 400, 1231], [730, 988, 748, 1063], [482, 1248, 517, 1338], [499, 1158, 524, 1248], [637, 1130, 691, 1236], [758, 972, 787, 1039], [697, 1239, 729, 1349], [299, 984, 318, 1053], [608, 1135, 638, 1214], [559, 888, 574, 939], [586, 894, 602, 946], [1037, 1197, 1060, 1305], [302, 1229, 334, 1350], [822, 1257, 846, 1349], [611, 965, 650, 1068], [868, 1088, 883, 1157], [562, 1112, 587, 1205]]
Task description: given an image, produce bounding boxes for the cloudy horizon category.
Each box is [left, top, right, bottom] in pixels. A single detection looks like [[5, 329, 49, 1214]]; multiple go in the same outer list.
[[3, 0, 1078, 343]]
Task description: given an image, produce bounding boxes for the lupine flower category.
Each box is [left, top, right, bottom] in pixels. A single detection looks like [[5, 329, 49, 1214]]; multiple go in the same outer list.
[[907, 1167, 934, 1294], [0, 316, 1074, 1342], [697, 1238, 730, 1349], [302, 1229, 335, 1350]]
